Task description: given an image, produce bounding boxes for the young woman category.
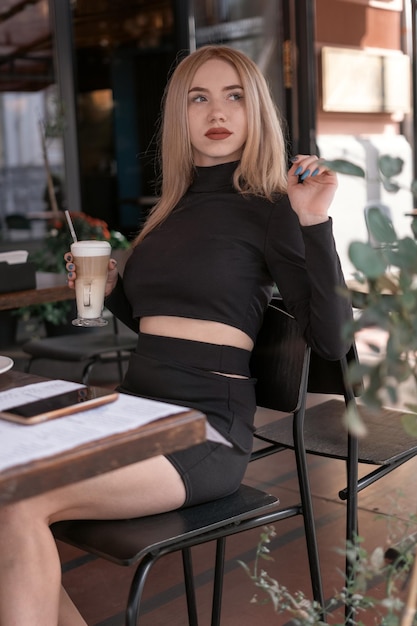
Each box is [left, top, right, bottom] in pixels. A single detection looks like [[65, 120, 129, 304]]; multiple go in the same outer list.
[[0, 45, 352, 625]]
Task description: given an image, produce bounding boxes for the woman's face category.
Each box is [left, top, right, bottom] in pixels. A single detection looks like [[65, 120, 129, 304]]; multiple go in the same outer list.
[[187, 58, 248, 167]]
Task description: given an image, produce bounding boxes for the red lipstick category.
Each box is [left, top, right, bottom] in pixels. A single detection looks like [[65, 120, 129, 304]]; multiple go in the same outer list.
[[205, 127, 232, 140]]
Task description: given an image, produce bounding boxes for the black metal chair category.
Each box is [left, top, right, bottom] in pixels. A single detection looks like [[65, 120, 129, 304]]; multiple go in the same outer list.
[[52, 300, 324, 626], [252, 302, 417, 622], [23, 315, 137, 384]]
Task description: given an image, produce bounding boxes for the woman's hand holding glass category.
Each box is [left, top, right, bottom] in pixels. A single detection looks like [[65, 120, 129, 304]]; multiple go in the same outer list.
[[64, 253, 119, 297]]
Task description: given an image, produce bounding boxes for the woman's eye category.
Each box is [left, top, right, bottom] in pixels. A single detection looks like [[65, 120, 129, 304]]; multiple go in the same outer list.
[[192, 95, 207, 103], [228, 92, 244, 102]]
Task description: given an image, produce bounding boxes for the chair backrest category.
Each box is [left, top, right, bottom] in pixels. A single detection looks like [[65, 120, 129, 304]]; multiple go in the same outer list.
[[250, 298, 311, 413], [308, 344, 362, 398], [251, 298, 361, 412]]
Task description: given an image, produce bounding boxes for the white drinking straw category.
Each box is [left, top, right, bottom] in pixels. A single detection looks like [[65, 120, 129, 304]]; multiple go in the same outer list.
[[65, 210, 78, 243]]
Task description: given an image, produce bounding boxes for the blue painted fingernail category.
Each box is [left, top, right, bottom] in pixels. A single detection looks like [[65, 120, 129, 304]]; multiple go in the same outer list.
[[68, 263, 74, 270], [311, 168, 320, 177], [294, 166, 303, 176], [68, 272, 73, 279], [290, 156, 299, 163], [300, 169, 311, 181]]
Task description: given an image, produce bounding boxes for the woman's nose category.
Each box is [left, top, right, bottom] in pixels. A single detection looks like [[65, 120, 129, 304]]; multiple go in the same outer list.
[[208, 103, 226, 122]]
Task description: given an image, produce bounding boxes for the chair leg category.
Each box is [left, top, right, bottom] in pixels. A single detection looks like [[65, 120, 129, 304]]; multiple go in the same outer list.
[[81, 360, 95, 385], [126, 548, 200, 626], [345, 432, 359, 626], [116, 350, 125, 382], [125, 552, 162, 626], [182, 548, 199, 626], [112, 316, 125, 383], [211, 537, 226, 626], [295, 448, 325, 615], [340, 353, 360, 626], [292, 370, 325, 614]]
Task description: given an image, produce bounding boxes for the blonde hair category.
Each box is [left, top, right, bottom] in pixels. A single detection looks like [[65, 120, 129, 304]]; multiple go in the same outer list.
[[134, 45, 288, 245]]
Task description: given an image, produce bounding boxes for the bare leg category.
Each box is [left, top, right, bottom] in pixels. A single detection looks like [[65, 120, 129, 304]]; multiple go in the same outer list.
[[59, 588, 87, 626], [0, 455, 186, 626]]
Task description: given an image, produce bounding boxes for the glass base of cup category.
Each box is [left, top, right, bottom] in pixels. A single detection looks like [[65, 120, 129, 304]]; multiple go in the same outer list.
[[72, 317, 108, 327]]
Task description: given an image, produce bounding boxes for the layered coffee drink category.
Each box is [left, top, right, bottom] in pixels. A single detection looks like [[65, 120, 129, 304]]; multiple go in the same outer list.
[[71, 240, 111, 326]]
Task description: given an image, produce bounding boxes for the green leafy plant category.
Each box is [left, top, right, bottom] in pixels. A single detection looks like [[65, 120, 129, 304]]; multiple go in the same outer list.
[[323, 156, 417, 436], [238, 526, 324, 623], [323, 155, 417, 202], [31, 211, 129, 274], [343, 208, 417, 433], [240, 522, 416, 626], [327, 155, 417, 624]]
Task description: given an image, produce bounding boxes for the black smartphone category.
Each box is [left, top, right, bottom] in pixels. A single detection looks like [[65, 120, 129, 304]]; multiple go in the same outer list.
[[0, 386, 119, 425]]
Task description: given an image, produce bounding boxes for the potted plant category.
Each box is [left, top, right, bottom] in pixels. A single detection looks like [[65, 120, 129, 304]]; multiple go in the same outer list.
[[18, 211, 130, 335]]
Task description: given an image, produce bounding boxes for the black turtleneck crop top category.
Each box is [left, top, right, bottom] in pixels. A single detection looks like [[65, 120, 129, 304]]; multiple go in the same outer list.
[[107, 161, 352, 360]]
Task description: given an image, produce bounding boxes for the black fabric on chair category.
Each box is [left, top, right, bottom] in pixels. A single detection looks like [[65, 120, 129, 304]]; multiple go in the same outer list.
[[253, 302, 417, 622], [52, 300, 324, 626], [23, 316, 137, 384]]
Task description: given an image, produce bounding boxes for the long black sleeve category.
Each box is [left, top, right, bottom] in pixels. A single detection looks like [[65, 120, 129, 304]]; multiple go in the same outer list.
[[266, 203, 353, 360], [104, 275, 138, 334]]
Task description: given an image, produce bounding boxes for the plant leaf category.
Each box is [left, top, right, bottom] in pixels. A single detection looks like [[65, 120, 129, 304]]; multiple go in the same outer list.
[[401, 412, 417, 437], [378, 155, 404, 178], [348, 241, 387, 278], [381, 178, 401, 193], [366, 207, 397, 244], [388, 237, 417, 271], [410, 179, 417, 200], [343, 403, 367, 437], [321, 159, 365, 178]]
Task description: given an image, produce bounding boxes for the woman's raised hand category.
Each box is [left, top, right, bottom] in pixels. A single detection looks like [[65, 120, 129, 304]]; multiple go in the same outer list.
[[287, 154, 338, 227], [64, 253, 119, 296]]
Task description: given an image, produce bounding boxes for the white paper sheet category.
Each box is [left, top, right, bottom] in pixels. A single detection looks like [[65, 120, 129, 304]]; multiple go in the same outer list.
[[0, 380, 194, 472], [0, 250, 28, 265]]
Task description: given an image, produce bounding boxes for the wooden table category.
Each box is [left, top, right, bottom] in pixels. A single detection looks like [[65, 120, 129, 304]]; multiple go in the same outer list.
[[0, 271, 74, 311], [0, 370, 206, 506]]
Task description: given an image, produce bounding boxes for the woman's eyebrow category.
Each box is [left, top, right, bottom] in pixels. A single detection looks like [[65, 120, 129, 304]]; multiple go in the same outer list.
[[188, 86, 208, 93], [188, 84, 243, 93]]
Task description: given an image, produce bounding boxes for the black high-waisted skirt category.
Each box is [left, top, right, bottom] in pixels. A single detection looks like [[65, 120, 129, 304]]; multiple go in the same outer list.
[[117, 332, 256, 507]]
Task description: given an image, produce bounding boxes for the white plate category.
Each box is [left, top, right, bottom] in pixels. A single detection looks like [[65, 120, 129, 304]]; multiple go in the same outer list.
[[0, 356, 14, 374]]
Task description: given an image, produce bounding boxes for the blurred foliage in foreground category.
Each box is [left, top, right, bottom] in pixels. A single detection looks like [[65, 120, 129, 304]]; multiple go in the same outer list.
[[325, 156, 417, 437]]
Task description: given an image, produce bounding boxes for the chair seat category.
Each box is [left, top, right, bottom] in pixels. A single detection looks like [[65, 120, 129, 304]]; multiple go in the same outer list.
[[23, 333, 137, 362], [52, 484, 280, 566], [255, 398, 417, 465]]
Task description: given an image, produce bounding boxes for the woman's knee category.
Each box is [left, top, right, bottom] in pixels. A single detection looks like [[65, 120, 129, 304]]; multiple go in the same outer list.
[[0, 494, 55, 530], [0, 500, 35, 535]]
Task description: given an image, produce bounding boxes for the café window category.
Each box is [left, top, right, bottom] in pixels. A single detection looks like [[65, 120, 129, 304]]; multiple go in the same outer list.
[[0, 0, 64, 238]]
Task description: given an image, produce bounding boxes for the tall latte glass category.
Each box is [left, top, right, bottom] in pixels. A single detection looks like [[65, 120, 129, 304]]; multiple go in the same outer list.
[[71, 240, 111, 327]]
